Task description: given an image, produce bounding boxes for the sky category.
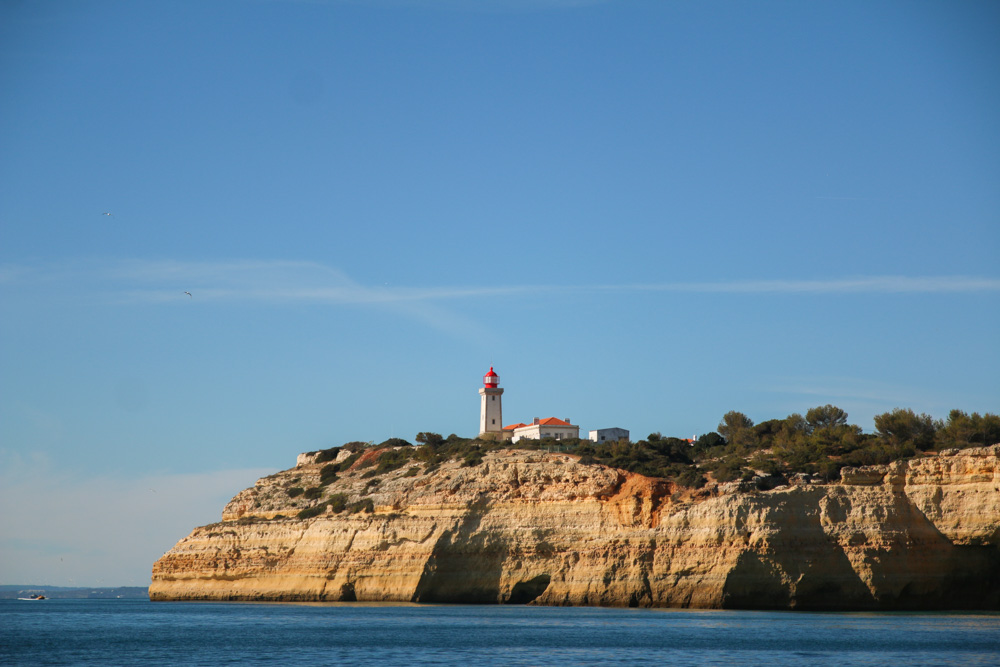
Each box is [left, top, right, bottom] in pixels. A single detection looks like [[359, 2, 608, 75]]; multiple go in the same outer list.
[[1, 0, 998, 586]]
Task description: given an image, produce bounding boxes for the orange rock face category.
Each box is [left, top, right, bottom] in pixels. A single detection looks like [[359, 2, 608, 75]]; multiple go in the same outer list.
[[150, 446, 1000, 609]]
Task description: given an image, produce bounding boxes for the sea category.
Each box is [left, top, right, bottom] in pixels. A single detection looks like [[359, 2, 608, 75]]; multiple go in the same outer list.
[[2, 599, 999, 666]]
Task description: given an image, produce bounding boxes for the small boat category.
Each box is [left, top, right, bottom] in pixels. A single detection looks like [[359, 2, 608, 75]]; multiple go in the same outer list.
[[17, 594, 46, 600]]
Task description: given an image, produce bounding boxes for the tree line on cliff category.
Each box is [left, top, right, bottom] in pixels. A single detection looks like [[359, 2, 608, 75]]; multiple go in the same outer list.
[[305, 407, 998, 495], [693, 406, 1000, 486]]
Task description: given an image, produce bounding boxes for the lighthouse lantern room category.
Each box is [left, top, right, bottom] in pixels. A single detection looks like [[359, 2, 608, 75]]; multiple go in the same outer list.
[[479, 366, 504, 435]]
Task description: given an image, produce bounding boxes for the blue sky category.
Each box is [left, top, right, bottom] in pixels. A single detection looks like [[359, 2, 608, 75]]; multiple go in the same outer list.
[[1, 0, 998, 586]]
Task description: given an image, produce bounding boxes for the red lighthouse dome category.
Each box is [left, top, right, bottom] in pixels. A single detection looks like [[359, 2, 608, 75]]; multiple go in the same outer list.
[[483, 367, 498, 388]]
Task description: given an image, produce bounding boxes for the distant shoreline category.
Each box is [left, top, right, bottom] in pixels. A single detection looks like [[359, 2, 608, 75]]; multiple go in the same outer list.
[[0, 585, 148, 599]]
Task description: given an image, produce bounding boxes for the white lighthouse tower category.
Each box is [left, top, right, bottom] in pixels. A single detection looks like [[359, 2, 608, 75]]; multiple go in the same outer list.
[[479, 367, 504, 436]]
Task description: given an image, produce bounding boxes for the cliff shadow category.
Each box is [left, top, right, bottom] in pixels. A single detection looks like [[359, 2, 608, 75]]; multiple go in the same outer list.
[[722, 486, 1000, 611], [721, 489, 876, 611], [412, 499, 507, 604], [508, 574, 552, 604], [869, 488, 1000, 610], [411, 498, 555, 605]]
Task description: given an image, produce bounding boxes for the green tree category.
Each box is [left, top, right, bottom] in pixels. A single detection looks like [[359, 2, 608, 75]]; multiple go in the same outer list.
[[773, 413, 808, 448], [752, 419, 786, 449], [695, 432, 724, 449], [936, 409, 975, 448], [718, 411, 756, 451], [415, 432, 444, 448], [937, 410, 1000, 449], [784, 413, 808, 434], [874, 408, 937, 450], [690, 432, 725, 461], [980, 413, 1000, 446], [806, 405, 848, 431]]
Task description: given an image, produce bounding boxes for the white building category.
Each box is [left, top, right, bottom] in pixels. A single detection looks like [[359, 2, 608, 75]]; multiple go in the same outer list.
[[505, 417, 580, 443], [589, 427, 630, 443]]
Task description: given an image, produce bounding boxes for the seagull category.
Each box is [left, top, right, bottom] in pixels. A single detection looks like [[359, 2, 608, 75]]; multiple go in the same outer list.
[[184, 291, 192, 298], [103, 212, 113, 217]]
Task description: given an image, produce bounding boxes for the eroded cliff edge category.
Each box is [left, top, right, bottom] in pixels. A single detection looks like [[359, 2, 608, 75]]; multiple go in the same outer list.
[[150, 445, 1000, 609]]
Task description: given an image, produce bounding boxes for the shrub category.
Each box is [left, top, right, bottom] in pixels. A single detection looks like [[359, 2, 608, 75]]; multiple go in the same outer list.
[[815, 460, 843, 483], [375, 448, 412, 474], [712, 458, 745, 483], [342, 441, 370, 452], [327, 493, 348, 513], [286, 487, 304, 498], [297, 504, 327, 520], [315, 447, 341, 464], [379, 437, 412, 448], [303, 486, 323, 500], [841, 442, 916, 468], [748, 454, 784, 476], [416, 432, 444, 447], [347, 498, 374, 514], [334, 452, 362, 473], [751, 474, 786, 491], [675, 467, 706, 489], [319, 464, 338, 486]]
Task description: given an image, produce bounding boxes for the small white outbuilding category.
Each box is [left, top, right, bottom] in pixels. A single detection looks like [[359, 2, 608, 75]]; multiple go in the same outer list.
[[589, 427, 630, 443]]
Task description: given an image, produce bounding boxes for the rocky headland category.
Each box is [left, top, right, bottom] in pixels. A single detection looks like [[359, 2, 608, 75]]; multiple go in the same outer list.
[[150, 445, 1000, 609]]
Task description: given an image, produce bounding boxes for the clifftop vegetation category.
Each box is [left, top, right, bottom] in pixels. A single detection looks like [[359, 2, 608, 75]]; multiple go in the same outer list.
[[304, 408, 998, 492]]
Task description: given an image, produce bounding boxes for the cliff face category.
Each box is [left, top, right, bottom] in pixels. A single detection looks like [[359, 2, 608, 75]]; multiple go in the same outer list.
[[150, 446, 1000, 609]]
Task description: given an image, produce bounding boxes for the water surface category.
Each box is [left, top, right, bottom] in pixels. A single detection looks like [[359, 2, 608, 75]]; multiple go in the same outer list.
[[2, 599, 998, 666]]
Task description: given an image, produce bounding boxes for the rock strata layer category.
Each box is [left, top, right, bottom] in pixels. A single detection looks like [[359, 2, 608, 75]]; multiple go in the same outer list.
[[150, 446, 1000, 609]]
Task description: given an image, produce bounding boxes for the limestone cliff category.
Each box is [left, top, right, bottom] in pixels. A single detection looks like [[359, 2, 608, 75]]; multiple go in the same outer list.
[[150, 446, 1000, 609]]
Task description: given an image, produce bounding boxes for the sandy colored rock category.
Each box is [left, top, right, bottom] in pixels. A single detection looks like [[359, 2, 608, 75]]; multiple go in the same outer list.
[[150, 446, 1000, 609]]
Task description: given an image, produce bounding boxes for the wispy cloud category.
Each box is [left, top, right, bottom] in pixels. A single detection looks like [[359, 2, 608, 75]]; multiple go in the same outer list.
[[765, 376, 941, 410], [600, 276, 1000, 295], [251, 0, 611, 10], [3, 260, 998, 306], [110, 263, 998, 301]]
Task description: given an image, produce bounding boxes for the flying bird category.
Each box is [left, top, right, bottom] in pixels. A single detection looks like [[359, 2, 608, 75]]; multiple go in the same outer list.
[[103, 211, 113, 217], [184, 291, 192, 298]]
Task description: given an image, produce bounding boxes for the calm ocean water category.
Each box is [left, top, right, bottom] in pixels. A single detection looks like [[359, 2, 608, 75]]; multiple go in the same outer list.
[[1, 599, 999, 666]]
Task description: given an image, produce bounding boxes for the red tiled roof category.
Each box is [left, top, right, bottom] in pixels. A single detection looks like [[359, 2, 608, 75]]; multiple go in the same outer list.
[[506, 418, 573, 430], [537, 417, 572, 426]]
